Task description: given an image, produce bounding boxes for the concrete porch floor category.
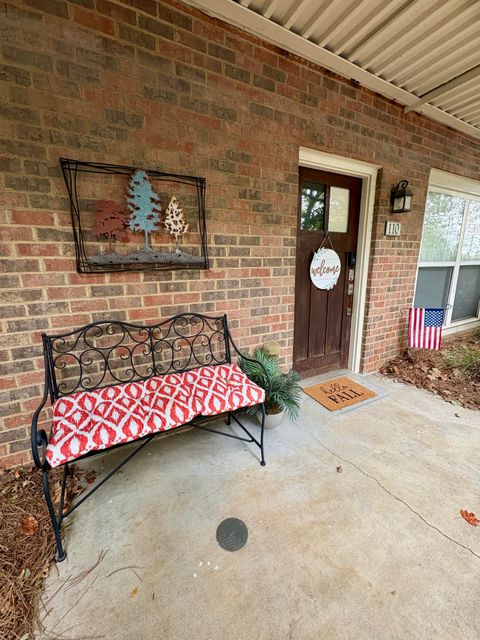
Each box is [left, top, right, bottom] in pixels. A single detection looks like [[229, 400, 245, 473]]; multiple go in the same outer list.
[[39, 375, 480, 640]]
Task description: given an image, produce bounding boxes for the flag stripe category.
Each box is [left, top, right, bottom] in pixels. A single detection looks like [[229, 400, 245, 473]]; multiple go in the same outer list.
[[408, 308, 414, 348]]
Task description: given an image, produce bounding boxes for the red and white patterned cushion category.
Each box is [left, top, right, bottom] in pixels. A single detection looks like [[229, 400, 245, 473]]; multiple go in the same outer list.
[[46, 364, 264, 467], [183, 364, 265, 415], [46, 377, 201, 468]]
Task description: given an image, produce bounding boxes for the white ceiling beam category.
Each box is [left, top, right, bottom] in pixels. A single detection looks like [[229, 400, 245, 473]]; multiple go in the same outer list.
[[404, 65, 480, 114], [182, 0, 480, 140]]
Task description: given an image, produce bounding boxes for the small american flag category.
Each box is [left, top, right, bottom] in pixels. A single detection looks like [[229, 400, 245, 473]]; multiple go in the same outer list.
[[408, 307, 445, 350]]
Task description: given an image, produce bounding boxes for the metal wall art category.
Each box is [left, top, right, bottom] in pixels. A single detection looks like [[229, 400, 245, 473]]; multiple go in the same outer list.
[[60, 159, 208, 273]]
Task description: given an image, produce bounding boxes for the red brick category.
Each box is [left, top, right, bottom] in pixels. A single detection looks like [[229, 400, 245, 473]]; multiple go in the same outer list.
[[73, 7, 115, 35], [0, 377, 17, 391], [97, 0, 137, 25], [70, 299, 108, 312], [46, 286, 87, 300], [0, 451, 31, 469], [17, 243, 60, 256], [11, 211, 55, 226], [127, 0, 157, 16], [50, 314, 92, 328], [22, 273, 66, 287]]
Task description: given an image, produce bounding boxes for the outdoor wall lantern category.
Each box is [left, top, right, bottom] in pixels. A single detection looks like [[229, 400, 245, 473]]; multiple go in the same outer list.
[[390, 180, 413, 213]]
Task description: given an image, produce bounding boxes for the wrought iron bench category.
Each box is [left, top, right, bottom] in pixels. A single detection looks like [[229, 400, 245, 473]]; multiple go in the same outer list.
[[31, 313, 268, 561]]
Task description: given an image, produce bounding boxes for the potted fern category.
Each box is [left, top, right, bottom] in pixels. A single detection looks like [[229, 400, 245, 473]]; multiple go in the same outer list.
[[239, 347, 302, 429]]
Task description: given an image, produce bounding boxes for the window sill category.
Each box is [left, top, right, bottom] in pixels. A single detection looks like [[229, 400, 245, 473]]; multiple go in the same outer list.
[[443, 318, 480, 336]]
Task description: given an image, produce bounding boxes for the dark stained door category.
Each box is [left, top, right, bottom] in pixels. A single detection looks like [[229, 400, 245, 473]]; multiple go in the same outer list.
[[293, 167, 361, 377]]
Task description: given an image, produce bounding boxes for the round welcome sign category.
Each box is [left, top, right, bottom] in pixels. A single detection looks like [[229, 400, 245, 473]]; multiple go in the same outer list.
[[310, 248, 341, 290]]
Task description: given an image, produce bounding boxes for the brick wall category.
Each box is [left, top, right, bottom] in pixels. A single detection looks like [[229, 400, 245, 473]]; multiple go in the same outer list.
[[1, 0, 480, 468]]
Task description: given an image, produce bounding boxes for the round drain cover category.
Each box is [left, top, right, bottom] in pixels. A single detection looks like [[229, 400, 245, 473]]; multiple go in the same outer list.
[[216, 518, 248, 552]]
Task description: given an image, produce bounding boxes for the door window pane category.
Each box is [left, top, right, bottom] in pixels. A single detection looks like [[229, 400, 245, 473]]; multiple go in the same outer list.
[[452, 266, 480, 321], [414, 267, 452, 308], [300, 183, 325, 231], [462, 201, 480, 261], [328, 187, 349, 233], [420, 192, 465, 262]]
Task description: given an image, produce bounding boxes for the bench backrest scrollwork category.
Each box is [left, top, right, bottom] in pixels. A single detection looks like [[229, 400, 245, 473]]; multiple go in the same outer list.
[[42, 313, 231, 400]]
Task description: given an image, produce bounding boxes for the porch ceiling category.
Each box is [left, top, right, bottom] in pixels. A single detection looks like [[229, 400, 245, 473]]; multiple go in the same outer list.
[[184, 0, 480, 141]]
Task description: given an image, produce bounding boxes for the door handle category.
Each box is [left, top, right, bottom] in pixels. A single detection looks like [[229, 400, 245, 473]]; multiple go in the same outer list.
[[348, 251, 356, 267]]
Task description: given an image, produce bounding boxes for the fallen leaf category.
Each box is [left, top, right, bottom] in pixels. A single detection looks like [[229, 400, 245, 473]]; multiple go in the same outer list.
[[51, 481, 62, 505], [85, 471, 96, 484], [20, 515, 39, 536], [71, 483, 83, 498], [460, 510, 480, 526], [130, 587, 138, 598]]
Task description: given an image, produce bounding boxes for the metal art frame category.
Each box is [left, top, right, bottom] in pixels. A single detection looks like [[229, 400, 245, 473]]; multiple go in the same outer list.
[[60, 158, 208, 274], [31, 313, 268, 561]]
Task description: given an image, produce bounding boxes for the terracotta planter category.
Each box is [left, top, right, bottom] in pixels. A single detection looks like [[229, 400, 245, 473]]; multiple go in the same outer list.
[[256, 409, 285, 430]]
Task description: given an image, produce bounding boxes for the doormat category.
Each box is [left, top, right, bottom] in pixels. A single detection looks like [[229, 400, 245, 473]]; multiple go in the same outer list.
[[303, 376, 377, 412]]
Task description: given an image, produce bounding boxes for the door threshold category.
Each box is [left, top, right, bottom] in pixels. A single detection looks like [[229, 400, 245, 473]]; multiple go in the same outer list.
[[299, 369, 351, 388]]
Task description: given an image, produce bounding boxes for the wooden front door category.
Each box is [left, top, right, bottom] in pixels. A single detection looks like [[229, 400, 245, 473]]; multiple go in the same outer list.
[[293, 167, 362, 377]]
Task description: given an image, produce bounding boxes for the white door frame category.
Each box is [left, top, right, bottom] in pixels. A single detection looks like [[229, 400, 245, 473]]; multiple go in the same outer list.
[[298, 147, 380, 373]]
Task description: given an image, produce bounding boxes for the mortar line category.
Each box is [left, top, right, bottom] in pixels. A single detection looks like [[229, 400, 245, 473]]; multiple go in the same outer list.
[[298, 425, 480, 562]]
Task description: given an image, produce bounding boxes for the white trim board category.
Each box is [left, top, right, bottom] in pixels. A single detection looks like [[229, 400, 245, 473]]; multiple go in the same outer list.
[[298, 147, 380, 373], [429, 169, 480, 198], [444, 319, 480, 336]]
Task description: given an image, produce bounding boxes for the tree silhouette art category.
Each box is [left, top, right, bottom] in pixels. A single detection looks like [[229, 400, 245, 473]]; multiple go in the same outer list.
[[126, 170, 161, 251], [164, 194, 189, 252], [92, 200, 128, 252]]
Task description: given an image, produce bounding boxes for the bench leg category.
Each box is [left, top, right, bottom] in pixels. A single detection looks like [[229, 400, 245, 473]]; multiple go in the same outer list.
[[259, 404, 266, 466], [225, 412, 231, 426], [42, 468, 66, 562]]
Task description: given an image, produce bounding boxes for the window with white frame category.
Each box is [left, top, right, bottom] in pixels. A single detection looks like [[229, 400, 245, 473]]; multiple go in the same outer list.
[[414, 178, 480, 327]]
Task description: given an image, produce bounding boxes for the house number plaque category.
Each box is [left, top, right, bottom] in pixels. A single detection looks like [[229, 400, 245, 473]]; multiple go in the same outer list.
[[385, 220, 401, 237]]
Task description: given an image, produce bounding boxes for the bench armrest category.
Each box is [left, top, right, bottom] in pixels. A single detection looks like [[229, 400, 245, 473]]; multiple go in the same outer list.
[[227, 330, 272, 396], [31, 387, 51, 470]]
